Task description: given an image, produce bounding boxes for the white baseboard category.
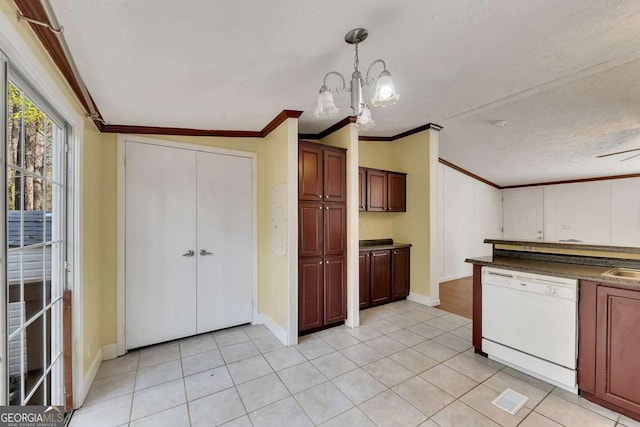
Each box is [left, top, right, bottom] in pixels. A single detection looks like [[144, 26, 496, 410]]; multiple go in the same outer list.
[[439, 273, 472, 283], [79, 346, 103, 407], [407, 292, 440, 307], [256, 313, 288, 346], [101, 343, 117, 361]]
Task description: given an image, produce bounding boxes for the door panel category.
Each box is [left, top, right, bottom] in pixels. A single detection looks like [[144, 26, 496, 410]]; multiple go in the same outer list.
[[299, 202, 323, 257], [299, 144, 323, 201], [324, 204, 346, 256], [324, 256, 346, 324], [370, 250, 391, 306], [391, 248, 410, 300], [299, 258, 324, 331], [387, 173, 406, 212], [596, 286, 640, 413], [502, 188, 543, 240], [359, 252, 370, 309], [367, 170, 387, 212], [323, 150, 346, 202], [125, 142, 197, 348], [196, 152, 253, 333]]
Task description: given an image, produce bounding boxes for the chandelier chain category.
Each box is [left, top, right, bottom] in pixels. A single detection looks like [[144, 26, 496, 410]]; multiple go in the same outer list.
[[354, 42, 360, 72]]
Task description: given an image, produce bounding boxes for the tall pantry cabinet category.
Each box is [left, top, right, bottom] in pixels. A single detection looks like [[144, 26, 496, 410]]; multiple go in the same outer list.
[[298, 141, 347, 333]]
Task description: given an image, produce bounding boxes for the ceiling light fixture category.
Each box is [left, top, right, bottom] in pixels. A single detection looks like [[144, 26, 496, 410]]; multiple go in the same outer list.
[[314, 28, 400, 131]]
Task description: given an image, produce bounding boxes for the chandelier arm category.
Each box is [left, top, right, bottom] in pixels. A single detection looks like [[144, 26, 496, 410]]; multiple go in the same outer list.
[[322, 71, 349, 92], [364, 59, 387, 87]]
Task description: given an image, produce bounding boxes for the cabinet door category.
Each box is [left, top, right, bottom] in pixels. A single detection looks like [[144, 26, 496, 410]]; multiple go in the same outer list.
[[299, 202, 324, 257], [359, 168, 366, 211], [391, 248, 410, 300], [387, 173, 406, 212], [324, 149, 346, 203], [324, 204, 346, 256], [370, 250, 391, 306], [367, 170, 388, 212], [324, 256, 347, 324], [595, 286, 640, 413], [359, 252, 371, 309], [299, 258, 324, 332], [299, 144, 323, 201]]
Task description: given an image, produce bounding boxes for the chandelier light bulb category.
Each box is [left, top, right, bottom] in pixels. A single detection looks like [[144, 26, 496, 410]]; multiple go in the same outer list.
[[372, 71, 399, 107], [356, 104, 376, 131], [314, 86, 339, 119]]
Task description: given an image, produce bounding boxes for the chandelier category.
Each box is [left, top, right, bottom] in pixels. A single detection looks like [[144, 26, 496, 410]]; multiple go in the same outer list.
[[313, 28, 400, 131]]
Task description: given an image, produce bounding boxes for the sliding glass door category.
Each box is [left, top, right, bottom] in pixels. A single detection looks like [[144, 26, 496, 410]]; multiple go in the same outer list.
[[5, 74, 66, 406]]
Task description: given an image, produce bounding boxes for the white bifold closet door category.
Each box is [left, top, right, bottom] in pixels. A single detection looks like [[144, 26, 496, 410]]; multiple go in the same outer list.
[[196, 152, 253, 333], [125, 142, 253, 349]]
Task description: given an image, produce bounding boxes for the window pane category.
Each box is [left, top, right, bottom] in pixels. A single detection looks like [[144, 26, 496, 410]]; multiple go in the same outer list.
[[26, 377, 45, 406], [23, 96, 46, 179], [45, 118, 53, 182], [8, 169, 22, 248], [25, 315, 45, 402], [23, 246, 45, 322], [45, 245, 52, 306], [8, 329, 24, 405], [7, 81, 23, 168], [23, 175, 45, 246]]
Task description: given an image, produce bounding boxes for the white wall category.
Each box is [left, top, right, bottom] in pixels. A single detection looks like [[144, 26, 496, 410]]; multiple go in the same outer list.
[[508, 177, 640, 246], [438, 164, 502, 282]]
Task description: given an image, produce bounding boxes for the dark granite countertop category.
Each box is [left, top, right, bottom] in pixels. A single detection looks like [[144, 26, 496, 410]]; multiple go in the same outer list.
[[359, 239, 412, 251], [466, 255, 640, 288], [485, 239, 640, 255]]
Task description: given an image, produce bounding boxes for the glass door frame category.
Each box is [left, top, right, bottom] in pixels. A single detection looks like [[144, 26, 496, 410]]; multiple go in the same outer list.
[[3, 61, 69, 407]]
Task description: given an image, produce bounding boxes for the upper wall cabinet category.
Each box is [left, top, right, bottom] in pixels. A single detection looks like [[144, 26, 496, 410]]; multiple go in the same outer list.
[[299, 143, 346, 202], [360, 167, 407, 212]]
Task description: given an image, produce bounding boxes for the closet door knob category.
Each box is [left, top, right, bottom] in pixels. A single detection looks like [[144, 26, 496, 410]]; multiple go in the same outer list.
[[200, 249, 213, 256], [182, 250, 195, 257]]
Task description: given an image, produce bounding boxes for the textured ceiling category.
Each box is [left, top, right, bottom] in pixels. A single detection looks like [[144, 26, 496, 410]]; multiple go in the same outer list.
[[50, 0, 640, 184]]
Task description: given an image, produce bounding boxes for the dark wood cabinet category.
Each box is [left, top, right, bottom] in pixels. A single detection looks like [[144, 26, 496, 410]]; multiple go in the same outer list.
[[298, 258, 324, 331], [370, 250, 392, 306], [324, 256, 347, 324], [359, 252, 370, 309], [578, 280, 640, 421], [359, 167, 407, 212], [359, 168, 366, 212], [298, 141, 347, 333], [360, 246, 410, 310], [324, 204, 346, 256], [367, 170, 388, 212], [299, 144, 323, 201], [391, 248, 410, 300], [387, 173, 406, 212], [324, 150, 346, 203], [299, 202, 323, 257]]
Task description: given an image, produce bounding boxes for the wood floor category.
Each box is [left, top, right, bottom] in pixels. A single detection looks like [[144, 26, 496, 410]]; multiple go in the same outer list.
[[437, 276, 472, 319]]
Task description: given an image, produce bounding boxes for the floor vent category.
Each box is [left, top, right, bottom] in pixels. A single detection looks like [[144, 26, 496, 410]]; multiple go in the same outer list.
[[491, 388, 529, 415]]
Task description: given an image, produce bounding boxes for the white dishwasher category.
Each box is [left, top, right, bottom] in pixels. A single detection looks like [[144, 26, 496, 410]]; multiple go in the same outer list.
[[482, 267, 578, 393]]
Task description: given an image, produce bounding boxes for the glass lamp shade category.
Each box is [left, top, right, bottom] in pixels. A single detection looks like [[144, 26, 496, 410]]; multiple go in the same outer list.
[[314, 87, 339, 119], [356, 104, 376, 131], [371, 71, 399, 107]]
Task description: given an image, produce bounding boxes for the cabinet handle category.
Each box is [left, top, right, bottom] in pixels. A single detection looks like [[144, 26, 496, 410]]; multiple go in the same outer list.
[[325, 260, 329, 264], [318, 206, 322, 210], [325, 195, 329, 198], [317, 194, 322, 198], [318, 261, 322, 264], [325, 206, 329, 210], [393, 251, 397, 254]]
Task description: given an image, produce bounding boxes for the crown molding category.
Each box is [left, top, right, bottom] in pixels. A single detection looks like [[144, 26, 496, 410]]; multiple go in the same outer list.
[[501, 172, 640, 189], [299, 116, 358, 140], [438, 158, 501, 189], [358, 123, 444, 142]]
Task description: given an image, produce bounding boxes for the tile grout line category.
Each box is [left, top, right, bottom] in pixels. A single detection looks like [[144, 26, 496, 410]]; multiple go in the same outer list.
[[177, 341, 194, 427]]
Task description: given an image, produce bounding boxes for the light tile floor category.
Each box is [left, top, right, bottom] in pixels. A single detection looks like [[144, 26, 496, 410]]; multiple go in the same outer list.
[[70, 300, 639, 427]]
